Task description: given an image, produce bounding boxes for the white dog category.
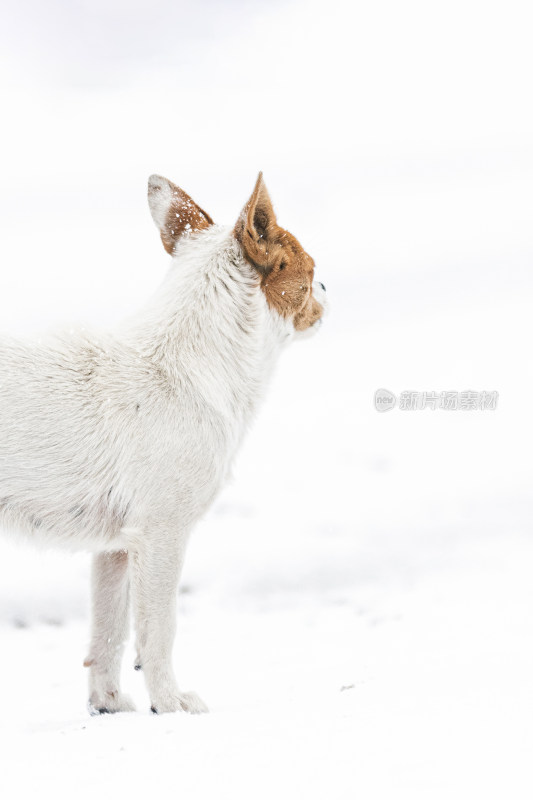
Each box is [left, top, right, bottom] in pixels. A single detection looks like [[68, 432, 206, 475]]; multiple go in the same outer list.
[[0, 173, 326, 714]]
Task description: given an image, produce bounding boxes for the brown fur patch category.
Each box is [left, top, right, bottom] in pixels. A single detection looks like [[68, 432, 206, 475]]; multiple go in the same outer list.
[[234, 173, 324, 330], [148, 176, 213, 255]]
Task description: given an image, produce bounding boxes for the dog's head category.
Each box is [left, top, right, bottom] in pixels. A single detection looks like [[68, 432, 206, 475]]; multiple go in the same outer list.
[[148, 173, 326, 335]]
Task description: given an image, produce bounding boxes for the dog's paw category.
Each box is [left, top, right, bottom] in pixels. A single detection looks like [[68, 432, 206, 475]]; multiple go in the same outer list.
[[88, 690, 136, 715], [150, 690, 209, 715]]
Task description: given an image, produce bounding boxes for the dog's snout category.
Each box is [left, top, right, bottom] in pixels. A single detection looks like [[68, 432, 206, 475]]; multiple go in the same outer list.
[[318, 282, 326, 292]]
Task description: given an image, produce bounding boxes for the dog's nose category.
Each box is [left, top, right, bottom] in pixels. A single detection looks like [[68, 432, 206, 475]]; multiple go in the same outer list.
[[318, 282, 326, 292]]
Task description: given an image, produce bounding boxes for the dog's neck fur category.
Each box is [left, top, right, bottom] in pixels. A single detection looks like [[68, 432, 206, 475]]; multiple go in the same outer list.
[[122, 225, 291, 425]]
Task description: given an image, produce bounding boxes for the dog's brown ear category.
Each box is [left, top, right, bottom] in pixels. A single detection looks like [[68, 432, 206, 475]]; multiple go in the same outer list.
[[234, 173, 278, 273], [147, 175, 214, 255]]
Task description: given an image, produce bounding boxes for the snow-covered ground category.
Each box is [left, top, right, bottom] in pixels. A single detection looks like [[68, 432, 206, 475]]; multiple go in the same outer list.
[[1, 1, 533, 797]]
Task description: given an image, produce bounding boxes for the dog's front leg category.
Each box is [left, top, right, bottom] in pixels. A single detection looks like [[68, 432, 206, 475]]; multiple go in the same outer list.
[[130, 530, 208, 714], [85, 550, 136, 714]]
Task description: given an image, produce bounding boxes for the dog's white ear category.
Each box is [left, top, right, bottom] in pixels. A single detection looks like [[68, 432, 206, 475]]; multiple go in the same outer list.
[[147, 175, 214, 255], [233, 172, 278, 273]]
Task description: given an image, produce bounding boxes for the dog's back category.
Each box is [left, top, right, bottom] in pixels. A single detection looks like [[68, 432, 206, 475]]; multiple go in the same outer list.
[[0, 332, 138, 548]]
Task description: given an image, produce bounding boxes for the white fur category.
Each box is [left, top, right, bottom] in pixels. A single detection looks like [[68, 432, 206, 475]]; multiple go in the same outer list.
[[0, 221, 322, 714]]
